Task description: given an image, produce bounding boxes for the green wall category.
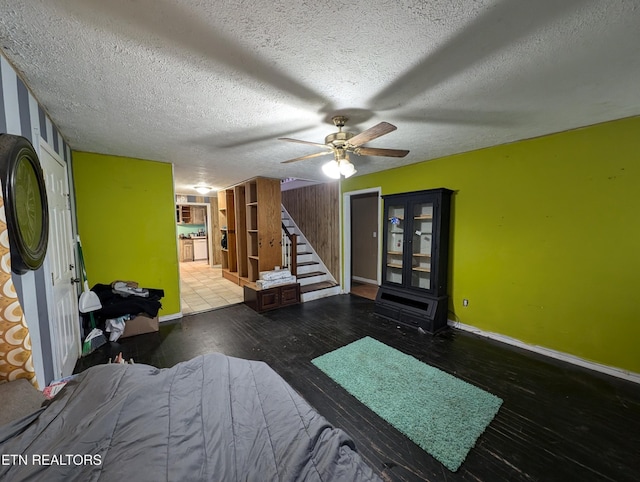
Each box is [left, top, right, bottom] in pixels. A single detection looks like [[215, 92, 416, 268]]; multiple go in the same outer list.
[[72, 152, 180, 317], [343, 116, 640, 373]]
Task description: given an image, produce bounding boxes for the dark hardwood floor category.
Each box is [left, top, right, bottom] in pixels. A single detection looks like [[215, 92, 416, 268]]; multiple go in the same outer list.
[[350, 280, 379, 300], [75, 295, 640, 482]]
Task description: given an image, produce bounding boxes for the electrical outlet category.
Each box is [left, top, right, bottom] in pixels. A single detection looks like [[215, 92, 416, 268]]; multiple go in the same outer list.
[[463, 299, 469, 307]]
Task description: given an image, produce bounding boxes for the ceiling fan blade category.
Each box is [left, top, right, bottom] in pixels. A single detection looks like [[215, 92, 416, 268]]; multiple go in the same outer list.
[[278, 138, 331, 150], [281, 150, 333, 164], [354, 147, 410, 158], [347, 122, 397, 147]]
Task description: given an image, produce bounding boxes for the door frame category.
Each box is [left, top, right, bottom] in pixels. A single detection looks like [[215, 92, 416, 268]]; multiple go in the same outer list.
[[176, 201, 212, 263], [342, 187, 382, 294]]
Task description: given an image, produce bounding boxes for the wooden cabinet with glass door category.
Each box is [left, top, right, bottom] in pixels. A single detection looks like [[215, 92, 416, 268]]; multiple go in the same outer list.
[[384, 202, 406, 285], [376, 188, 453, 333]]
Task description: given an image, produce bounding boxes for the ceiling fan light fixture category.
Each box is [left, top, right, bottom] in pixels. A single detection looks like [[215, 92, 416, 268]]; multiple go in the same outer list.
[[194, 185, 213, 194], [280, 116, 409, 169], [322, 158, 357, 179], [339, 159, 357, 178], [322, 160, 341, 179]]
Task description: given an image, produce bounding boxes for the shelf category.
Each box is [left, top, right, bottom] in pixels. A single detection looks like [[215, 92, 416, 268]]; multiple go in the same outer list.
[[412, 267, 431, 272], [414, 215, 433, 220], [387, 263, 403, 269], [389, 230, 404, 234], [412, 253, 431, 257], [387, 216, 404, 220], [247, 202, 258, 207], [247, 181, 258, 204], [387, 251, 403, 255], [248, 255, 259, 260]]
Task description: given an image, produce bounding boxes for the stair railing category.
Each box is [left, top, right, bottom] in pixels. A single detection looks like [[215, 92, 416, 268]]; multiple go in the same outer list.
[[281, 223, 297, 276]]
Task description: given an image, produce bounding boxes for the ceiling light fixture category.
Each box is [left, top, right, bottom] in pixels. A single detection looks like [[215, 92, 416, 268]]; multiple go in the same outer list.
[[194, 185, 213, 194], [322, 151, 357, 179], [322, 160, 340, 179], [339, 159, 357, 178]]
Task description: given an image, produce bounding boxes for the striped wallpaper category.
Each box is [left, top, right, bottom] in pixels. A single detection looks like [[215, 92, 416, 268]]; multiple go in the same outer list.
[[1, 53, 73, 386]]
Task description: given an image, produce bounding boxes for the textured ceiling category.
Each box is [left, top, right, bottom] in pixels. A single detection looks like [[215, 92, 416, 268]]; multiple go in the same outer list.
[[1, 0, 639, 194]]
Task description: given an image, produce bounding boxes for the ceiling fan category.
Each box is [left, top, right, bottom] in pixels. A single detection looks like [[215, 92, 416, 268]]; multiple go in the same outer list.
[[279, 116, 409, 178]]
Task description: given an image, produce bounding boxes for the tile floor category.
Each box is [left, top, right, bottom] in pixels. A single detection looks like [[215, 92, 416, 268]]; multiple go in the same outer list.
[[179, 261, 244, 314]]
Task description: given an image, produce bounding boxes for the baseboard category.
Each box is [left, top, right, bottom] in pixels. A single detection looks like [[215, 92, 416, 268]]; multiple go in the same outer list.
[[449, 320, 640, 385], [159, 312, 182, 323]]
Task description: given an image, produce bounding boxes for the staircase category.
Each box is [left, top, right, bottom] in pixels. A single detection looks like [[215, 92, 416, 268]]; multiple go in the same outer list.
[[281, 205, 341, 302]]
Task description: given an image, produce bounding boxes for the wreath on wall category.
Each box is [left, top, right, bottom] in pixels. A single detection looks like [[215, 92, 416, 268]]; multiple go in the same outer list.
[[0, 134, 49, 274]]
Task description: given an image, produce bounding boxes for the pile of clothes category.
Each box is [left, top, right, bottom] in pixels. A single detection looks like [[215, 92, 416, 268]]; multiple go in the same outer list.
[[89, 281, 164, 341]]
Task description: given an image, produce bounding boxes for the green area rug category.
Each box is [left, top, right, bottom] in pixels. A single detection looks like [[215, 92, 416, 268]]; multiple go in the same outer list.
[[311, 337, 503, 471]]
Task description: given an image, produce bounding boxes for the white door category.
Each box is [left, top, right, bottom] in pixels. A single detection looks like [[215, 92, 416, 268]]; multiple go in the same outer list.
[[39, 141, 81, 379]]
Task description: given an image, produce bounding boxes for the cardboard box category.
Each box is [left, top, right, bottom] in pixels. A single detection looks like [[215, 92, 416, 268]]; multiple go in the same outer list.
[[121, 314, 159, 338]]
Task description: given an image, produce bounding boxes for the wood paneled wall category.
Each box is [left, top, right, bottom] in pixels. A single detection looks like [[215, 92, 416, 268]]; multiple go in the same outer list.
[[282, 182, 340, 280]]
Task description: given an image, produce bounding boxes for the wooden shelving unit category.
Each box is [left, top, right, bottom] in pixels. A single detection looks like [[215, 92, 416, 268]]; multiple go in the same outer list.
[[244, 177, 281, 283], [218, 188, 238, 283], [218, 177, 282, 286], [234, 184, 248, 280]]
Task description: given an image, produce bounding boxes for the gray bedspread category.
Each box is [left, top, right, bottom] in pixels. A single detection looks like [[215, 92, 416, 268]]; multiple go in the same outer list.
[[0, 354, 381, 481]]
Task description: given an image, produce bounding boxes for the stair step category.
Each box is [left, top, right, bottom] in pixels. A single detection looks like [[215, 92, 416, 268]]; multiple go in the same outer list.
[[296, 270, 325, 279], [297, 261, 319, 267], [300, 281, 338, 294], [283, 205, 338, 302]]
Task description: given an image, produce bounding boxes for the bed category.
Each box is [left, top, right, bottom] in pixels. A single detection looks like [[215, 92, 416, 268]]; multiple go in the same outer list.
[[0, 353, 381, 481]]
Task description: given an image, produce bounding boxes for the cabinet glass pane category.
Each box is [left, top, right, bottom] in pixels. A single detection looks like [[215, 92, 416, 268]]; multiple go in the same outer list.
[[385, 204, 405, 284], [411, 201, 433, 290]]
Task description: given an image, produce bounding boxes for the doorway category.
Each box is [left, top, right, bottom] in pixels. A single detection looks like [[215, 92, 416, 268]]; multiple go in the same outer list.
[[343, 188, 381, 300], [177, 202, 211, 263], [176, 200, 242, 314]]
